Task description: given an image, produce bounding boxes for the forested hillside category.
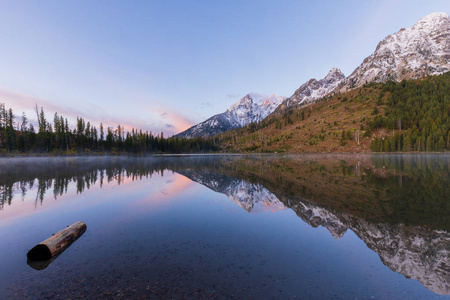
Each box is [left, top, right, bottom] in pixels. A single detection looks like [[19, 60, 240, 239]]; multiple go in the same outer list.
[[369, 72, 450, 151]]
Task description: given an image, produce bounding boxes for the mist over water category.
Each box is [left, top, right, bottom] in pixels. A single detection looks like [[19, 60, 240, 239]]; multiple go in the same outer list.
[[0, 154, 448, 299]]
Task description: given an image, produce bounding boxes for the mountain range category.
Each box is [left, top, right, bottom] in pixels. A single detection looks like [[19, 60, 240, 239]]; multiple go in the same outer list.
[[176, 12, 450, 138]]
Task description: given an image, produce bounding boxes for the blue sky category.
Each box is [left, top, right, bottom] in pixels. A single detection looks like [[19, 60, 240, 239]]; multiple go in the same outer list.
[[0, 0, 448, 135]]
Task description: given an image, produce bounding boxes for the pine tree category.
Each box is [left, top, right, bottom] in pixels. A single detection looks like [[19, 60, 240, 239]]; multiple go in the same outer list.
[[437, 136, 445, 151], [426, 136, 433, 152], [384, 138, 390, 152], [403, 135, 412, 152], [5, 108, 16, 151], [447, 132, 450, 150], [21, 112, 28, 132], [100, 123, 104, 141]]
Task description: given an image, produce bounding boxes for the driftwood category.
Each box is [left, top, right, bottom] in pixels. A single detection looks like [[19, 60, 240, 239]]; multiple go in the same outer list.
[[27, 221, 87, 263]]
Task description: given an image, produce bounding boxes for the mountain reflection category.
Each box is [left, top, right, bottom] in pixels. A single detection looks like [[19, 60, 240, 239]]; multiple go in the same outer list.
[[0, 154, 449, 294], [296, 199, 450, 295], [177, 168, 285, 212]]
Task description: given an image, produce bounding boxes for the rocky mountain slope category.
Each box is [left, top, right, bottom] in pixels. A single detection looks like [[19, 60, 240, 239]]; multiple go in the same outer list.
[[277, 67, 346, 110], [340, 12, 450, 91], [176, 94, 283, 138]]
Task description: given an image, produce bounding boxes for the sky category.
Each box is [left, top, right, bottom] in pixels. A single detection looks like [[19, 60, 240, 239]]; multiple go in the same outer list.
[[0, 0, 448, 136]]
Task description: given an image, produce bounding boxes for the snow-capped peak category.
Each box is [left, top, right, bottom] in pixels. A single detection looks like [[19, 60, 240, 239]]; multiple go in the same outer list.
[[416, 12, 449, 30], [280, 67, 346, 108], [228, 94, 253, 111], [226, 94, 284, 127], [175, 93, 284, 138], [340, 11, 450, 90], [324, 67, 345, 81]]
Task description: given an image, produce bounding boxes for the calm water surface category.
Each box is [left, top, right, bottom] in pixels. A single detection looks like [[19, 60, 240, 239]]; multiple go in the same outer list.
[[0, 154, 448, 299]]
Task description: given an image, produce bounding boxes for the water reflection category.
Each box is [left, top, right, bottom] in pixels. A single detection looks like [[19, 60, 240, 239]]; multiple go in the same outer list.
[[175, 155, 450, 296], [0, 154, 449, 295], [0, 157, 170, 209]]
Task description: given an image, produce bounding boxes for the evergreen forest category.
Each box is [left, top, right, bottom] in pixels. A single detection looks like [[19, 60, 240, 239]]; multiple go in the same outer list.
[[369, 72, 450, 152], [0, 105, 216, 154]]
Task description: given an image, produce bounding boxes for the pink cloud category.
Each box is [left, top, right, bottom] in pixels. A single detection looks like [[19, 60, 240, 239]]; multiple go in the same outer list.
[[0, 88, 195, 136], [137, 103, 196, 136], [0, 89, 86, 125]]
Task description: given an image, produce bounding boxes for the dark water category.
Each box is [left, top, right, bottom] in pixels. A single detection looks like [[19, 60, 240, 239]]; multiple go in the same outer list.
[[0, 154, 449, 299]]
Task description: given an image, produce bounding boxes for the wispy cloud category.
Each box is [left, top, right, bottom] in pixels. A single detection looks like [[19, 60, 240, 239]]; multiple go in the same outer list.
[[199, 102, 213, 109], [194, 101, 215, 111], [248, 92, 286, 104], [226, 93, 241, 99], [225, 93, 286, 105]]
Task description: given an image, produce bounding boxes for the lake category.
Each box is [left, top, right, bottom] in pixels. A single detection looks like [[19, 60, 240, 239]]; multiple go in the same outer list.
[[0, 154, 449, 299]]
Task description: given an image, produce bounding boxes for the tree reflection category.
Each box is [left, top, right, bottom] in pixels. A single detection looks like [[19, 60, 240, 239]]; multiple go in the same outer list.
[[0, 154, 448, 230], [0, 157, 173, 209]]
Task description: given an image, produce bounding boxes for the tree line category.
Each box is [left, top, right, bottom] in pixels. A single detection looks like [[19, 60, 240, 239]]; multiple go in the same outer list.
[[0, 104, 216, 154]]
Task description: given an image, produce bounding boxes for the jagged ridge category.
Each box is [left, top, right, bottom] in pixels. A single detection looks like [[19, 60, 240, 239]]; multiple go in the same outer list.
[[278, 67, 345, 110]]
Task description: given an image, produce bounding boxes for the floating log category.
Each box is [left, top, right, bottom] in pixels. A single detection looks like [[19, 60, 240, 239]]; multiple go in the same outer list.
[[27, 221, 87, 262]]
